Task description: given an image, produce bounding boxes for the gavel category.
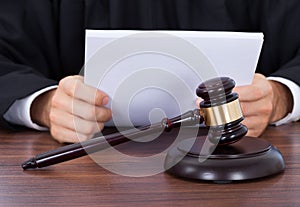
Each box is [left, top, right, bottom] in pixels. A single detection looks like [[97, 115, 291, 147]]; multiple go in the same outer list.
[[22, 77, 247, 170], [22, 77, 285, 182]]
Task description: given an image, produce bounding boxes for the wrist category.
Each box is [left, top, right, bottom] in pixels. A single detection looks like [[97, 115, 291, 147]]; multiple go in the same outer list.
[[30, 89, 56, 127], [269, 80, 293, 123]]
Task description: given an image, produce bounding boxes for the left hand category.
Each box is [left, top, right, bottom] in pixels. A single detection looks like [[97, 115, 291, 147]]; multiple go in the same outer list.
[[31, 75, 112, 143], [233, 73, 293, 137]]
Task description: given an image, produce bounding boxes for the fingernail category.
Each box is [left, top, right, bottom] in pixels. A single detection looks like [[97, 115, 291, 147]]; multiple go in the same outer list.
[[102, 96, 109, 105]]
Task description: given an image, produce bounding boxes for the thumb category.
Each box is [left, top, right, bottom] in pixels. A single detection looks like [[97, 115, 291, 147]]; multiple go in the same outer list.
[[195, 97, 203, 109]]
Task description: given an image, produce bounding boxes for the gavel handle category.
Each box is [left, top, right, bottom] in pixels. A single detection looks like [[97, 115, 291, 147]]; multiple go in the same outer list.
[[22, 109, 202, 170]]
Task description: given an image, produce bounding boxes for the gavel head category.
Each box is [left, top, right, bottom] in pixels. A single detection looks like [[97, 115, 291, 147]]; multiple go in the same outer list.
[[196, 77, 248, 145]]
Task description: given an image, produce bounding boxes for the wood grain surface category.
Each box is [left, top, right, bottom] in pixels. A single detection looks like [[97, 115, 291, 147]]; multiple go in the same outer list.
[[0, 122, 299, 207]]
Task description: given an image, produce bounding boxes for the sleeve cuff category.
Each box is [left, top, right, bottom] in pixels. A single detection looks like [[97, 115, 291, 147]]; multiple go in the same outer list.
[[267, 77, 300, 126], [3, 85, 58, 131]]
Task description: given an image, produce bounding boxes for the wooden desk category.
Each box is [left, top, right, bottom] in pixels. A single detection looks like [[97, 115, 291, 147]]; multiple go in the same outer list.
[[0, 123, 299, 207]]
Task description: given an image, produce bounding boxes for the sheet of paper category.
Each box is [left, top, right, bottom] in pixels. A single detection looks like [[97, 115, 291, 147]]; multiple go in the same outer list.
[[84, 30, 263, 126]]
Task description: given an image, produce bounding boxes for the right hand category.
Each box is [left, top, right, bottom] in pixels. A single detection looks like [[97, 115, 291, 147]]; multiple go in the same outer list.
[[31, 75, 112, 143]]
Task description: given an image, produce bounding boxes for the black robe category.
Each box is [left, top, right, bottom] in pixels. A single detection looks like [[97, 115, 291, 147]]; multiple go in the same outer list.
[[0, 0, 300, 129]]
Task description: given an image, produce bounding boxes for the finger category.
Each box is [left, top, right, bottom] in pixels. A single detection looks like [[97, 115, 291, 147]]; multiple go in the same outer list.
[[195, 97, 203, 108], [245, 127, 265, 138], [234, 85, 265, 102], [239, 99, 272, 118], [241, 116, 268, 137], [234, 74, 272, 102], [50, 125, 93, 143], [59, 76, 109, 106], [239, 101, 254, 117], [49, 108, 104, 136], [72, 99, 112, 122], [53, 83, 112, 122]]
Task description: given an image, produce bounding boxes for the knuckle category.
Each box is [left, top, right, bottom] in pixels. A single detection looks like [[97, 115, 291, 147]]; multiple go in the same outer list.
[[97, 122, 105, 131], [240, 103, 247, 115], [247, 128, 263, 137], [255, 73, 266, 80], [261, 102, 273, 115], [248, 130, 259, 137], [51, 94, 62, 108], [59, 77, 78, 97], [50, 127, 60, 140], [58, 77, 71, 89], [84, 108, 97, 121], [252, 87, 264, 99], [76, 133, 91, 142], [48, 110, 57, 123], [95, 108, 110, 121], [83, 124, 96, 135], [68, 84, 77, 97], [266, 84, 273, 94], [73, 75, 83, 80], [102, 108, 112, 121]]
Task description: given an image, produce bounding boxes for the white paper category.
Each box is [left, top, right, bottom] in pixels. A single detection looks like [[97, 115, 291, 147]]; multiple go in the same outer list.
[[84, 30, 263, 126]]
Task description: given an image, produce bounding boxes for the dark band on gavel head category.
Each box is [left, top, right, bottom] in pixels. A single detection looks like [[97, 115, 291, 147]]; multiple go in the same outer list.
[[196, 77, 248, 145]]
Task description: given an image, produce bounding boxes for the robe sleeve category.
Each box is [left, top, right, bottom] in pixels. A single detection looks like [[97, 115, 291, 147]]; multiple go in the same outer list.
[[0, 1, 59, 129]]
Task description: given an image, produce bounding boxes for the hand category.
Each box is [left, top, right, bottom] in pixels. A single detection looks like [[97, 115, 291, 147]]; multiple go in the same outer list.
[[234, 73, 293, 137], [30, 75, 112, 143]]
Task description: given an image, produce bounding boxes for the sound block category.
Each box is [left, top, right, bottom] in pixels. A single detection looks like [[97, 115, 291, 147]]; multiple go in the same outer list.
[[164, 136, 285, 182]]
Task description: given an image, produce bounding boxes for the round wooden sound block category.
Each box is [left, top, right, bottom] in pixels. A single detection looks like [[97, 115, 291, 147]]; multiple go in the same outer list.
[[164, 136, 285, 182]]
